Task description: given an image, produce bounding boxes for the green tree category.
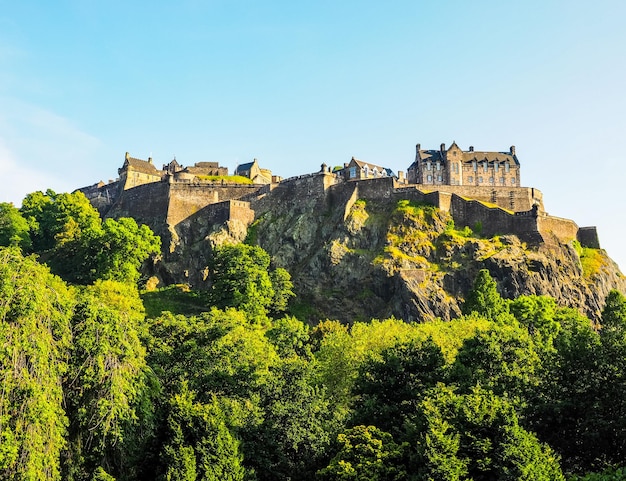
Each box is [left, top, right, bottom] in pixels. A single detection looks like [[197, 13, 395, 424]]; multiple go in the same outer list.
[[450, 322, 541, 403], [0, 247, 73, 481], [413, 385, 565, 481], [318, 425, 407, 481], [352, 339, 447, 436], [208, 243, 293, 321], [20, 189, 160, 285], [93, 217, 161, 284], [463, 269, 509, 319], [0, 202, 31, 250], [159, 386, 245, 481], [20, 189, 101, 253], [244, 357, 334, 481], [64, 280, 155, 480]]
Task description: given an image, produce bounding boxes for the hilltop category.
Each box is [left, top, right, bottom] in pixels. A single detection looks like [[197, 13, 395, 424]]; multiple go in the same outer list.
[[78, 144, 625, 322]]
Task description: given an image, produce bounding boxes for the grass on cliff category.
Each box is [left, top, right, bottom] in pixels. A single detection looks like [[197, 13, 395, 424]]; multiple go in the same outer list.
[[196, 174, 253, 184], [141, 284, 209, 318], [572, 241, 610, 279]]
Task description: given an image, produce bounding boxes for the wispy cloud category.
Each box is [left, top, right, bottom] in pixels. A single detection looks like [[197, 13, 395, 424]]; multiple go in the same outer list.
[[0, 97, 103, 204]]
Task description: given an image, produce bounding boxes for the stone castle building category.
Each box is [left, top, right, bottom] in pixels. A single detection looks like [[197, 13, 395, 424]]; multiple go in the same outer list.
[[407, 142, 520, 188], [78, 143, 600, 266]]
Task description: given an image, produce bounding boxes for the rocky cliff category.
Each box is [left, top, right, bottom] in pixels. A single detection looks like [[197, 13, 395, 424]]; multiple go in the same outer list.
[[137, 176, 625, 325]]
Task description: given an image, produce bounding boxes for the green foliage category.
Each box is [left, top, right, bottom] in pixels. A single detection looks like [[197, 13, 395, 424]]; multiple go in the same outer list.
[[159, 386, 245, 481], [265, 316, 311, 358], [318, 425, 407, 481], [19, 190, 160, 285], [579, 247, 609, 278], [569, 467, 626, 480], [195, 174, 253, 184], [93, 217, 161, 284], [413, 385, 565, 481], [0, 202, 31, 250], [64, 280, 154, 479], [463, 268, 509, 319], [208, 243, 294, 321], [352, 338, 447, 436], [0, 247, 73, 481], [141, 284, 209, 318], [450, 322, 541, 402]]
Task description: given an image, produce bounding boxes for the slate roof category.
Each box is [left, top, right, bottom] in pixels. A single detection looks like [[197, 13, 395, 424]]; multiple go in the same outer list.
[[235, 161, 255, 175], [415, 149, 518, 165], [125, 157, 161, 175], [351, 157, 387, 173]]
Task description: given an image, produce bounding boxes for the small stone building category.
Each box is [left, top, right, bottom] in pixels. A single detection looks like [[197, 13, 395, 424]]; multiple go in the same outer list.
[[337, 157, 395, 181], [407, 142, 521, 188], [235, 158, 272, 184], [118, 152, 162, 189]]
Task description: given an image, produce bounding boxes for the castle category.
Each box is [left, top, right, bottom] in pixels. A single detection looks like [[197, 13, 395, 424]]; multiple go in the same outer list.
[[78, 143, 600, 256]]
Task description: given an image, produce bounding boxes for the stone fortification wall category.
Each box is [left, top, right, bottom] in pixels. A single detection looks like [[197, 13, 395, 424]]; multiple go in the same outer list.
[[536, 214, 579, 245], [577, 226, 600, 249], [196, 199, 255, 226], [107, 182, 170, 227], [166, 183, 262, 226], [436, 185, 542, 212], [251, 173, 335, 215], [449, 195, 541, 243]]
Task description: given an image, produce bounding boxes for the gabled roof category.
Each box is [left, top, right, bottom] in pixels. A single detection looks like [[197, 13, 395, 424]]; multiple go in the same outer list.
[[125, 157, 161, 175], [413, 145, 519, 166], [350, 157, 387, 173], [461, 151, 518, 165], [235, 160, 256, 175]]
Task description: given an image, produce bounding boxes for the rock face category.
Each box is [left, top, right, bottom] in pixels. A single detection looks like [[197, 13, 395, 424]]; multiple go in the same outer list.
[[247, 189, 625, 324], [98, 174, 624, 324]]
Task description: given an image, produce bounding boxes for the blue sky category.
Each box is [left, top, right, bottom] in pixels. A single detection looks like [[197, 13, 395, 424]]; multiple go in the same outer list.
[[1, 1, 626, 269]]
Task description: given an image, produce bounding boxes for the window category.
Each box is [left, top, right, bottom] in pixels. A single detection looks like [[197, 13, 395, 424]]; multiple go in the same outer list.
[[489, 177, 494, 184], [468, 176, 474, 183], [427, 174, 432, 182], [427, 162, 432, 171], [495, 163, 499, 172], [505, 162, 510, 173], [349, 167, 357, 178], [500, 177, 505, 185], [478, 176, 483, 183], [511, 177, 516, 185], [453, 163, 459, 173], [436, 162, 441, 171], [437, 175, 442, 182], [472, 161, 477, 171], [483, 161, 488, 172]]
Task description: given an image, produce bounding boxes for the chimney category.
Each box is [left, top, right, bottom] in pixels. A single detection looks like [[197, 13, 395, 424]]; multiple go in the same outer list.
[[344, 162, 349, 168], [148, 156, 153, 164], [125, 152, 130, 160], [416, 143, 421, 151], [510, 145, 516, 155], [440, 143, 446, 153], [469, 146, 474, 152]]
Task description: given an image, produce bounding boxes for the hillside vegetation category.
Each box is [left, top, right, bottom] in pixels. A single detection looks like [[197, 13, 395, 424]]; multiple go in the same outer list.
[[1, 192, 626, 480]]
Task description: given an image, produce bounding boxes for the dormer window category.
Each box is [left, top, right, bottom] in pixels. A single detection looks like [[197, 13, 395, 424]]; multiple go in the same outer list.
[[505, 162, 510, 173], [483, 161, 488, 172], [472, 161, 477, 171], [495, 163, 499, 172]]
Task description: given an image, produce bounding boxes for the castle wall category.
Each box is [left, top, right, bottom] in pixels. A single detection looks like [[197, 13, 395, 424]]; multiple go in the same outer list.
[[107, 182, 170, 228], [536, 214, 579, 244], [166, 183, 262, 226], [578, 226, 600, 249]]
